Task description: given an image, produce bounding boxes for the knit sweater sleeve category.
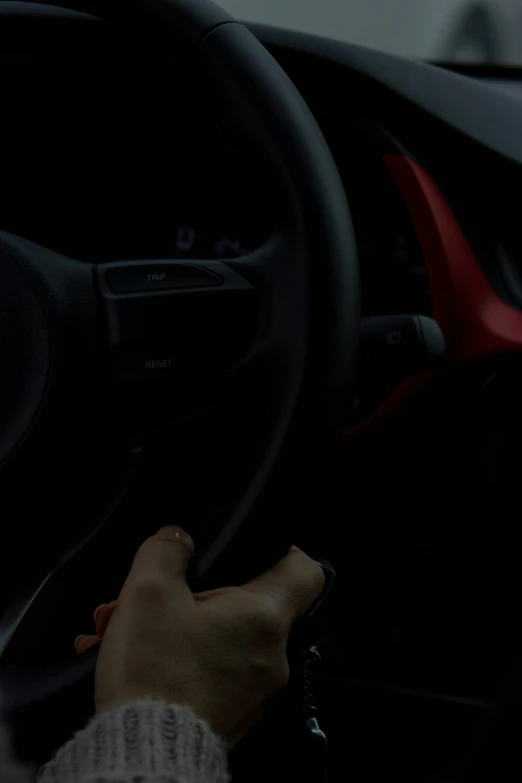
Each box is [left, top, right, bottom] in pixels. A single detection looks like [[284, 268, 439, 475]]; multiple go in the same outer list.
[[38, 701, 229, 783]]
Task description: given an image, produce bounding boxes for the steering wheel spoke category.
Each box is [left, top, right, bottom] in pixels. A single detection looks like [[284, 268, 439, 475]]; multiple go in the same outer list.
[[98, 257, 259, 432]]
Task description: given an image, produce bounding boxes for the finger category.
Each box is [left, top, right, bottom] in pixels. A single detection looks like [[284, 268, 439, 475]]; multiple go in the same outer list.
[[243, 547, 324, 624], [129, 526, 194, 586], [93, 604, 107, 623], [74, 634, 101, 654], [95, 601, 117, 637]]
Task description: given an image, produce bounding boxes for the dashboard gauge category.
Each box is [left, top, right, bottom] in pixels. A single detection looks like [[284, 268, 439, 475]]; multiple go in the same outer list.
[[174, 226, 197, 253], [166, 224, 263, 260], [213, 235, 246, 257]]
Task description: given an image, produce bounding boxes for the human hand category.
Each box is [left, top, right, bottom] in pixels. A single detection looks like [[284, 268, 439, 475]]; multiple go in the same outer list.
[[76, 527, 324, 746]]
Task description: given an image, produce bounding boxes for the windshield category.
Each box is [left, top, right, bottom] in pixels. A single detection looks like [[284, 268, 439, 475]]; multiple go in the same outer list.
[[215, 0, 522, 64]]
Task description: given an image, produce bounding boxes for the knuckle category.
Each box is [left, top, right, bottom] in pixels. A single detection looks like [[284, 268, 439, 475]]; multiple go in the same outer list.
[[246, 596, 287, 644], [130, 572, 168, 604]]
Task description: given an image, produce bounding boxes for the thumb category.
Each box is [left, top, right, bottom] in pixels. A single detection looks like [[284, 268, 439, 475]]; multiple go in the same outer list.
[[130, 526, 195, 587], [244, 547, 324, 625]]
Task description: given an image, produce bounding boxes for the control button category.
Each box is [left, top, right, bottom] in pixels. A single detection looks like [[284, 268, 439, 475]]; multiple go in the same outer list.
[[105, 264, 222, 294], [360, 315, 445, 372], [113, 352, 179, 385], [144, 358, 174, 371], [112, 341, 224, 385], [361, 315, 420, 355]]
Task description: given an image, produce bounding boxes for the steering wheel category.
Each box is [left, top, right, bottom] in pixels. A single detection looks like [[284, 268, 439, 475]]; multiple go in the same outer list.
[[0, 0, 359, 742]]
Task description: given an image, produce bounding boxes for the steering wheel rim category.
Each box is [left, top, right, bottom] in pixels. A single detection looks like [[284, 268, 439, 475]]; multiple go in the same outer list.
[[0, 0, 359, 730]]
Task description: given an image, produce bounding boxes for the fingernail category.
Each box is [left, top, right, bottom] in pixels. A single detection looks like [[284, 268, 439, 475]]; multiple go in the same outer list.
[[156, 525, 188, 540], [94, 604, 107, 623], [74, 634, 86, 649]]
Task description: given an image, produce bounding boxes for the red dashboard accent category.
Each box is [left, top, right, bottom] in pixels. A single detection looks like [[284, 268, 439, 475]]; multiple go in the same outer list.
[[385, 156, 522, 361], [344, 155, 522, 438]]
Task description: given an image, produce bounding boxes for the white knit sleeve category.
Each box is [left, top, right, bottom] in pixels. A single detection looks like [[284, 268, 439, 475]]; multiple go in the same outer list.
[[38, 701, 228, 783]]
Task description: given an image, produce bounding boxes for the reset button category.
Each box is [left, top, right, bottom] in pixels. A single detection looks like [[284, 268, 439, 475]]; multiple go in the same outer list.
[[145, 359, 173, 370]]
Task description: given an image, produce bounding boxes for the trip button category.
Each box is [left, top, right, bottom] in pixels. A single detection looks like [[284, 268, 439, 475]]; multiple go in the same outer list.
[[105, 264, 223, 294]]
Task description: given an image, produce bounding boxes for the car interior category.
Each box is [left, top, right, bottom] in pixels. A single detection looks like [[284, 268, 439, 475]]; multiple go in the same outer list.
[[2, 2, 522, 781]]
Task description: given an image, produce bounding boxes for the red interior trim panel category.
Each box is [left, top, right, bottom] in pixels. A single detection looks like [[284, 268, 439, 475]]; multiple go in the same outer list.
[[385, 155, 522, 362], [344, 155, 522, 439]]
